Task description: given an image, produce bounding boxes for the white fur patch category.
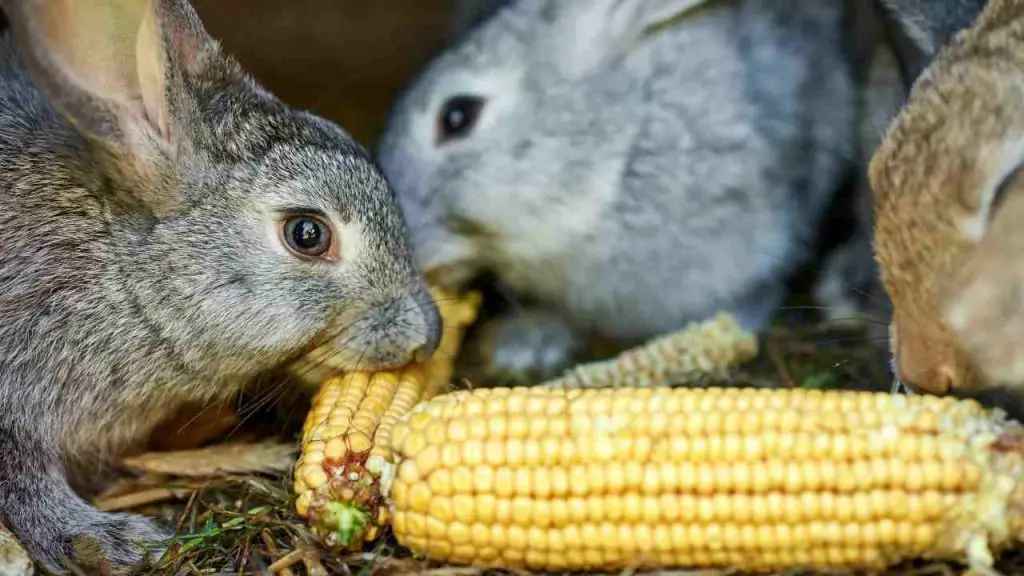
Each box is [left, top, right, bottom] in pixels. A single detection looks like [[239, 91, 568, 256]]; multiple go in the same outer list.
[[264, 215, 290, 258], [962, 134, 1024, 241], [339, 220, 366, 263]]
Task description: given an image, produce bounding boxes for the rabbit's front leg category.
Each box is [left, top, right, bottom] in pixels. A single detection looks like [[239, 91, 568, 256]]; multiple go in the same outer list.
[[813, 228, 889, 331], [0, 428, 168, 574], [470, 308, 585, 386]]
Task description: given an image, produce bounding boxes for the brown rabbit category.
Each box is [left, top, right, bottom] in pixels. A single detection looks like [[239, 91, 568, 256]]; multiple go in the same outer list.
[[871, 0, 1024, 396]]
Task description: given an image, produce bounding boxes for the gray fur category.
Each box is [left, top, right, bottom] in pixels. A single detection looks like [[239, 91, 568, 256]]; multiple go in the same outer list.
[[0, 0, 439, 572], [380, 0, 860, 377]]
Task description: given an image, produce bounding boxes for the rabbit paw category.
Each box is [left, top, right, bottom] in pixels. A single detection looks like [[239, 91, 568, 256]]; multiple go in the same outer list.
[[5, 496, 169, 575], [471, 309, 584, 385], [68, 512, 169, 574], [813, 232, 889, 334], [0, 429, 171, 575]]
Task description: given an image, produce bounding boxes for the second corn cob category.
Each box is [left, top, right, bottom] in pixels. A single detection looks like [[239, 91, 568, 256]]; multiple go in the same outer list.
[[384, 386, 1024, 573], [541, 311, 757, 389], [293, 289, 481, 549]]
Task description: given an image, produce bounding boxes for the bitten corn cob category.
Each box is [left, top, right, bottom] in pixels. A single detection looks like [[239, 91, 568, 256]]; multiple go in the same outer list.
[[541, 311, 757, 389], [384, 386, 1024, 573], [294, 289, 481, 549]]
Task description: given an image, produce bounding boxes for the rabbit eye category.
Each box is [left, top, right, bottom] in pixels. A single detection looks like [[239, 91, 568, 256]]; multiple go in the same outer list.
[[279, 214, 337, 261], [437, 95, 485, 144]]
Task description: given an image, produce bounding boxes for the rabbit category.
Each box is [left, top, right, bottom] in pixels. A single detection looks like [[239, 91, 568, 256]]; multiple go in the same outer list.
[[869, 0, 1024, 399], [0, 0, 441, 573], [378, 0, 869, 383]]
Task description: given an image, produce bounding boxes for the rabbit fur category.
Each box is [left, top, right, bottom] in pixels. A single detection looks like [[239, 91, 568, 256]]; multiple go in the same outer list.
[[0, 0, 440, 572], [869, 0, 1024, 398], [380, 0, 867, 382]]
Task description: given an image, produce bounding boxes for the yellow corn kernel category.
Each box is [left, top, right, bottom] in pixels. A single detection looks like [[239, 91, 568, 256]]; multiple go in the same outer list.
[[385, 386, 1024, 573], [293, 288, 481, 550]]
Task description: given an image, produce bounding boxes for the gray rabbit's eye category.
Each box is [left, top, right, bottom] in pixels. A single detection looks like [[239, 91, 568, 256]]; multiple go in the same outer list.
[[279, 214, 338, 261], [436, 95, 485, 145]]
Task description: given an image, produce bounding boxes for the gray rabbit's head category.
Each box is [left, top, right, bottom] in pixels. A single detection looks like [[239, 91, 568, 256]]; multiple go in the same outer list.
[[1, 0, 440, 384], [381, 0, 604, 288], [380, 0, 858, 341]]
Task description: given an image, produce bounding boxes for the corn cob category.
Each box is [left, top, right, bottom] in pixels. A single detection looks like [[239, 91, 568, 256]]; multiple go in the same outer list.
[[541, 311, 757, 389], [293, 289, 481, 549], [384, 386, 1024, 573]]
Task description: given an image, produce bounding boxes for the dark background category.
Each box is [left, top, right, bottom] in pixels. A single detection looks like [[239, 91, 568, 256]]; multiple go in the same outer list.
[[191, 0, 478, 148]]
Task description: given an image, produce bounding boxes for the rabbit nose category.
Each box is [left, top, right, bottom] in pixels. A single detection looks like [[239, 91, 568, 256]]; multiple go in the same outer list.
[[893, 328, 959, 395], [411, 288, 442, 362], [909, 365, 957, 395], [896, 348, 958, 394]]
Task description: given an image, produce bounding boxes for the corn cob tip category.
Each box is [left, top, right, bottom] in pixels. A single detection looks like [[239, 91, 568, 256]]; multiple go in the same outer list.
[[302, 444, 389, 549], [317, 501, 370, 549]]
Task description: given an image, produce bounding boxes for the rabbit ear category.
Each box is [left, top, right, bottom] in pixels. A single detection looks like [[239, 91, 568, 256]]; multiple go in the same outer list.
[[877, 0, 985, 83], [547, 0, 716, 79], [0, 0, 213, 211]]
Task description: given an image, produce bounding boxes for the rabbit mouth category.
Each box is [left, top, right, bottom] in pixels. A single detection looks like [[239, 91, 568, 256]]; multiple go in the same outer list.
[[285, 291, 442, 385], [286, 351, 341, 387], [286, 340, 411, 386]]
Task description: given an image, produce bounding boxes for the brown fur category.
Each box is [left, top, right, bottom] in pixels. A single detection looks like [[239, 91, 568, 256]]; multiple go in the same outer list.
[[871, 0, 1024, 393]]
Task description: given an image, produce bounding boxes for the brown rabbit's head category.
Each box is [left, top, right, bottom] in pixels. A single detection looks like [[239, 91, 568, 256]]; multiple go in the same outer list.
[[872, 0, 1024, 394]]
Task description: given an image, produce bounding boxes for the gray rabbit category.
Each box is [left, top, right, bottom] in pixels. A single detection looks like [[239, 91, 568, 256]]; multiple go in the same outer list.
[[380, 0, 865, 382], [0, 0, 440, 573]]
